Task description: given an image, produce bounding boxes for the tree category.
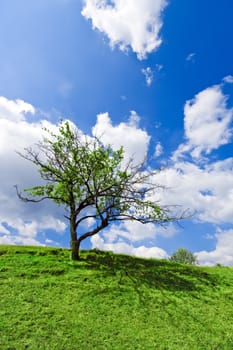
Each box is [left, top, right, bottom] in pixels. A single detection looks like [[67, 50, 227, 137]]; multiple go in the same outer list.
[[16, 121, 184, 260], [170, 248, 197, 265]]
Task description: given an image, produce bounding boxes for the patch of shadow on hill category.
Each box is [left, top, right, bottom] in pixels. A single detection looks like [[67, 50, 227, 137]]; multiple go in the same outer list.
[[83, 251, 219, 292]]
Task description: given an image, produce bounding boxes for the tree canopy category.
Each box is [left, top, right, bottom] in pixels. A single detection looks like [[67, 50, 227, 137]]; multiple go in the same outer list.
[[170, 248, 197, 265], [16, 121, 185, 260]]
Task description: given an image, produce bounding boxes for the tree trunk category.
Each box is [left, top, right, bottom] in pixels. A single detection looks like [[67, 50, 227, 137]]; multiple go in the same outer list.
[[70, 239, 81, 260], [70, 213, 80, 260]]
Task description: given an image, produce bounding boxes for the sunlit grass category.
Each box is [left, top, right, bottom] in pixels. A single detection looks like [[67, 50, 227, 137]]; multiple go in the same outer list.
[[1, 245, 233, 349]]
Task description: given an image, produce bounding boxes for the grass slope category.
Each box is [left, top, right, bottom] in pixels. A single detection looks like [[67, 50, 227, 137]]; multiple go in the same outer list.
[[1, 245, 233, 350]]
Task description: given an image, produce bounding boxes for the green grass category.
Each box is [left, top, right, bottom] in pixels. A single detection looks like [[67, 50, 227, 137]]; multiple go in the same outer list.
[[1, 245, 233, 349]]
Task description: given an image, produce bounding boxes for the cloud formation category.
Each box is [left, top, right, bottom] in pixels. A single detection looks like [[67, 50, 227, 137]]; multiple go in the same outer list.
[[174, 84, 233, 159], [0, 96, 35, 122], [142, 67, 153, 86], [81, 0, 167, 59], [154, 159, 233, 225], [223, 75, 233, 84], [154, 142, 163, 157], [148, 81, 233, 265], [91, 234, 168, 259], [0, 96, 67, 246], [92, 110, 150, 165], [100, 220, 177, 244], [196, 229, 233, 266]]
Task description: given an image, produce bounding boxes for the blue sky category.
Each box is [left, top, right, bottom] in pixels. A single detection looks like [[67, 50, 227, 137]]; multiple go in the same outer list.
[[0, 0, 233, 265]]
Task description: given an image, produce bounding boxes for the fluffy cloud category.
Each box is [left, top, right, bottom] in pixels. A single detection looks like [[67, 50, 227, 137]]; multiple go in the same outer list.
[[81, 0, 167, 59], [174, 84, 233, 159], [90, 219, 176, 259], [91, 234, 168, 259], [92, 110, 150, 165], [0, 96, 67, 246], [223, 75, 233, 84], [0, 96, 35, 122], [161, 82, 233, 228], [148, 80, 233, 265], [196, 229, 233, 266], [0, 235, 45, 247], [153, 159, 233, 225], [2, 217, 66, 238], [101, 220, 177, 244]]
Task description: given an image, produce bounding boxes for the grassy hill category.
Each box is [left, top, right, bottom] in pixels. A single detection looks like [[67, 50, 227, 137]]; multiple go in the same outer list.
[[1, 245, 233, 349]]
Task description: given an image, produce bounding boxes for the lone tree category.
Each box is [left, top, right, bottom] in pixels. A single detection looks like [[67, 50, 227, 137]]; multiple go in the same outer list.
[[16, 121, 184, 260], [170, 248, 197, 265]]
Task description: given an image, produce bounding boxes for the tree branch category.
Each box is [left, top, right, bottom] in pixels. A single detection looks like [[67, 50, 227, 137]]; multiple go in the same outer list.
[[78, 218, 108, 243], [14, 185, 62, 203]]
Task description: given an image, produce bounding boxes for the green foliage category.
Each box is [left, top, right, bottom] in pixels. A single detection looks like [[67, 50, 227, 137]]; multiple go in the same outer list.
[[20, 121, 166, 221], [17, 121, 181, 259], [170, 247, 198, 265], [1, 245, 233, 349], [24, 122, 130, 209]]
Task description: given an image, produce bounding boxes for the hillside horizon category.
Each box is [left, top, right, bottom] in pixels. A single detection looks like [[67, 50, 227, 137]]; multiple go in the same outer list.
[[1, 245, 233, 349]]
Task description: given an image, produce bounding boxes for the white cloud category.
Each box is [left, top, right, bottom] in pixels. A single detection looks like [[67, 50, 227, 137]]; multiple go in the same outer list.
[[91, 234, 168, 259], [223, 75, 233, 84], [101, 220, 177, 244], [154, 142, 163, 157], [142, 67, 153, 86], [174, 84, 233, 159], [141, 64, 164, 87], [2, 217, 66, 238], [186, 52, 196, 62], [196, 229, 233, 266], [81, 0, 167, 59], [153, 158, 233, 225], [0, 96, 35, 122], [0, 96, 67, 246], [92, 110, 150, 165], [89, 210, 177, 259], [45, 238, 59, 245], [0, 234, 45, 247], [147, 80, 233, 265], [89, 220, 177, 259]]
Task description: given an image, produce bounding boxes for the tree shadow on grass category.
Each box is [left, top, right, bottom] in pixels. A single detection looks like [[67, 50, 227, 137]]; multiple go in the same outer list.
[[82, 250, 219, 293]]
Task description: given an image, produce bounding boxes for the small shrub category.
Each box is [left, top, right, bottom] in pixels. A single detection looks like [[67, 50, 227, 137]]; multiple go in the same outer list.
[[170, 248, 197, 265]]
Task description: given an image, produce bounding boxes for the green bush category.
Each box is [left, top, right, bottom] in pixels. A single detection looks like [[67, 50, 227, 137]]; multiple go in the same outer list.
[[170, 248, 197, 265]]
